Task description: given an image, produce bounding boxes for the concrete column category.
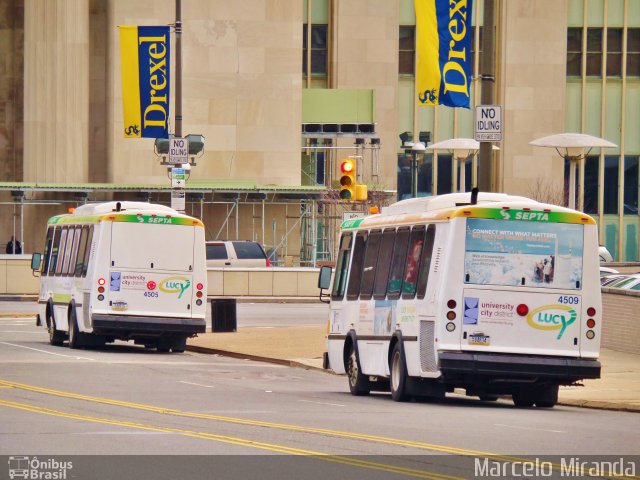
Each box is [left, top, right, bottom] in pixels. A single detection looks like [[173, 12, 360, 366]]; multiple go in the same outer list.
[[23, 0, 89, 182]]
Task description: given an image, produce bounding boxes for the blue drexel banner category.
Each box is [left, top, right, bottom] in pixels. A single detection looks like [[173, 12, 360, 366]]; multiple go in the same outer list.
[[415, 0, 474, 108], [120, 25, 170, 138]]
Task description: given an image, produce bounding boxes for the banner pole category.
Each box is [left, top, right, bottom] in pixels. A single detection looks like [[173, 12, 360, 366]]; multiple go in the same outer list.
[[175, 0, 182, 138], [478, 0, 496, 192]]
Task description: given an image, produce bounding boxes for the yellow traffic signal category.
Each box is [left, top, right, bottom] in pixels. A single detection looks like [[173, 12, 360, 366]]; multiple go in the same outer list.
[[339, 158, 356, 200]]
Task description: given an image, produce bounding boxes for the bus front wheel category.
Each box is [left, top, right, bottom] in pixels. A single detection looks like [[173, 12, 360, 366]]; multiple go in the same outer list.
[[346, 345, 370, 396], [390, 343, 409, 402]]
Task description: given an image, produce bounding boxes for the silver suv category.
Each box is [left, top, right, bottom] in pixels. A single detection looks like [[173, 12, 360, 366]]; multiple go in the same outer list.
[[206, 241, 271, 268]]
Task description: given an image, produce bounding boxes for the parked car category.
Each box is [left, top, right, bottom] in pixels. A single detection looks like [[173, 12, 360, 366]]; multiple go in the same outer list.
[[601, 274, 626, 286], [205, 241, 271, 268], [600, 266, 619, 278], [598, 245, 614, 263], [605, 273, 640, 290]]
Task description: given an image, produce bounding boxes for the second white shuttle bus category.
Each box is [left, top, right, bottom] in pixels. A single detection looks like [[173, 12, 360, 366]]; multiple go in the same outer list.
[[319, 192, 602, 408]]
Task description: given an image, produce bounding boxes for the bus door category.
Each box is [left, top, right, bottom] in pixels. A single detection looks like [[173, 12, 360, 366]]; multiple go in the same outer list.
[[461, 218, 585, 357]]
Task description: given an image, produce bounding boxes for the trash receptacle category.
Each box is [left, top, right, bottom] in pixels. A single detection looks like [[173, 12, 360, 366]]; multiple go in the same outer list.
[[211, 298, 237, 332]]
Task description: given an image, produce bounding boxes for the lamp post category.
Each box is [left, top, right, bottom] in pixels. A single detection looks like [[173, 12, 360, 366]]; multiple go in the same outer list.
[[411, 142, 426, 198]]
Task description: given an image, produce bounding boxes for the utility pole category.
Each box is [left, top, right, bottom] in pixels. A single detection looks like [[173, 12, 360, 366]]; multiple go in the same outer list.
[[478, 0, 495, 192], [175, 0, 182, 138]]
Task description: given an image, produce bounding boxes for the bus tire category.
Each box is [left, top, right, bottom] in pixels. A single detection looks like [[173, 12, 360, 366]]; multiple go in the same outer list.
[[346, 344, 370, 396], [68, 309, 84, 349], [534, 385, 558, 408], [47, 311, 64, 347], [390, 343, 409, 402], [512, 391, 535, 408], [171, 336, 187, 353]]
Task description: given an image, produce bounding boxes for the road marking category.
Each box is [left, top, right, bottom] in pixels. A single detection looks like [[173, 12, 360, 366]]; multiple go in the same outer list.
[[4, 379, 633, 479], [179, 381, 215, 389], [0, 398, 463, 480], [494, 423, 567, 434], [299, 399, 346, 407], [0, 330, 44, 333], [0, 342, 96, 361], [0, 379, 545, 461]]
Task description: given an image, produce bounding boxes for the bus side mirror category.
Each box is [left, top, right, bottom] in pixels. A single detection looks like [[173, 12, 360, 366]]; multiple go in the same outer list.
[[318, 266, 332, 303], [30, 253, 42, 277]]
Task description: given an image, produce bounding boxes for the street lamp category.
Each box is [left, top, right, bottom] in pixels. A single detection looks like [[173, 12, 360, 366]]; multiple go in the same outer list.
[[530, 133, 617, 210], [410, 142, 426, 198]]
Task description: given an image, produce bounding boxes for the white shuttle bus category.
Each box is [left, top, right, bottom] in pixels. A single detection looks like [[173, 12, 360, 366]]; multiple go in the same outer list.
[[318, 191, 602, 407], [31, 201, 207, 352]]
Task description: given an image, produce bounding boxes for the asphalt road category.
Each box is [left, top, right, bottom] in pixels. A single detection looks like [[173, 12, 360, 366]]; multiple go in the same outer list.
[[0, 302, 638, 480]]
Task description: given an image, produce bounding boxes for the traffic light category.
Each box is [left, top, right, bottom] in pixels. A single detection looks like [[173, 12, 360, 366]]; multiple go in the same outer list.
[[339, 158, 356, 200]]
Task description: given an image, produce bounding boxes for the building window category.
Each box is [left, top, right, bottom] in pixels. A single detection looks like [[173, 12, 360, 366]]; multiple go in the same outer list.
[[303, 24, 328, 76], [628, 28, 640, 77], [607, 28, 623, 76], [567, 27, 582, 76], [399, 26, 415, 75], [587, 28, 603, 76], [624, 156, 639, 215], [604, 156, 619, 214]]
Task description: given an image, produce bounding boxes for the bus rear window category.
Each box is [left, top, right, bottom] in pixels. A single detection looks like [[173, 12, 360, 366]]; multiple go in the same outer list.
[[464, 218, 584, 290]]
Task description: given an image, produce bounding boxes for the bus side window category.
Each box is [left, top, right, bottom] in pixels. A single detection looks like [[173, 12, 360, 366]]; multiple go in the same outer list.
[[359, 229, 382, 300], [61, 227, 77, 276], [387, 227, 410, 300], [373, 229, 396, 300], [41, 227, 55, 276], [67, 227, 82, 276], [331, 232, 353, 301], [81, 226, 94, 277], [402, 226, 426, 299], [48, 227, 61, 276], [54, 228, 68, 276], [74, 226, 89, 277], [416, 224, 436, 299], [346, 231, 368, 300]]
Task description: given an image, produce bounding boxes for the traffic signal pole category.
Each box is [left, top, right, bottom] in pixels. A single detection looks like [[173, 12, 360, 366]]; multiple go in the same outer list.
[[175, 0, 182, 138]]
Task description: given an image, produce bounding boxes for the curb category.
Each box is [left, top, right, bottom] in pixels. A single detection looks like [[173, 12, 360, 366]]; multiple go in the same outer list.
[[186, 345, 328, 373], [187, 346, 639, 412], [557, 399, 640, 413]]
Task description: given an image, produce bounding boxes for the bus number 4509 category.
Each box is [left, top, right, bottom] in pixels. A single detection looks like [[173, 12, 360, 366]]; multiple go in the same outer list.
[[558, 296, 579, 305]]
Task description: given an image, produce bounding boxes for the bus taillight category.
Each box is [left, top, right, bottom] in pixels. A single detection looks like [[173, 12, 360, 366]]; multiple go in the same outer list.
[[587, 307, 596, 317], [516, 304, 529, 316], [586, 318, 596, 328], [98, 278, 106, 286], [195, 282, 204, 306]]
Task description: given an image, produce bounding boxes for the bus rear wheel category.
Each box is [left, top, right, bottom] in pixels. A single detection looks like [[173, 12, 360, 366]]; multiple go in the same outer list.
[[346, 345, 370, 396], [48, 312, 64, 347], [68, 309, 84, 349], [390, 343, 409, 402]]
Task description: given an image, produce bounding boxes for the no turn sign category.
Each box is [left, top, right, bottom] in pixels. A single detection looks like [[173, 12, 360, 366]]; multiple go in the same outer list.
[[475, 105, 502, 142]]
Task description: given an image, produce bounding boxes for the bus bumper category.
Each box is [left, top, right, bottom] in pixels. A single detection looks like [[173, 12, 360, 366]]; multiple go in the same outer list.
[[438, 352, 601, 384], [92, 314, 206, 335]]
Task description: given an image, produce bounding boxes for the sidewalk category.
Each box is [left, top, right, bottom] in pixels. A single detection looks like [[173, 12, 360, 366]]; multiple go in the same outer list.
[[187, 326, 640, 412]]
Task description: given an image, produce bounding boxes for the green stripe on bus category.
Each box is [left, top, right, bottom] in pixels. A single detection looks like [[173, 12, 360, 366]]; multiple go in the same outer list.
[[341, 218, 365, 229], [459, 208, 596, 225]]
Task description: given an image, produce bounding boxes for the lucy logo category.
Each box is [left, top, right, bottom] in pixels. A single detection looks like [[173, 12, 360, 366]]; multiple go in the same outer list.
[[527, 305, 577, 340], [159, 276, 191, 299]]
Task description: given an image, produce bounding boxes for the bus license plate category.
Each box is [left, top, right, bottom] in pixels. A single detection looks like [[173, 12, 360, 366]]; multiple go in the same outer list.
[[469, 334, 490, 346]]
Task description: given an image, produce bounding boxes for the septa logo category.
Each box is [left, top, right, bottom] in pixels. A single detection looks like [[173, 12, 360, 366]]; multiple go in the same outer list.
[[527, 305, 577, 340]]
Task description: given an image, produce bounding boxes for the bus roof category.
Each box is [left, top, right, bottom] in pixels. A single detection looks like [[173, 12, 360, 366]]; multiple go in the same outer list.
[[341, 192, 596, 229], [47, 201, 205, 227]]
